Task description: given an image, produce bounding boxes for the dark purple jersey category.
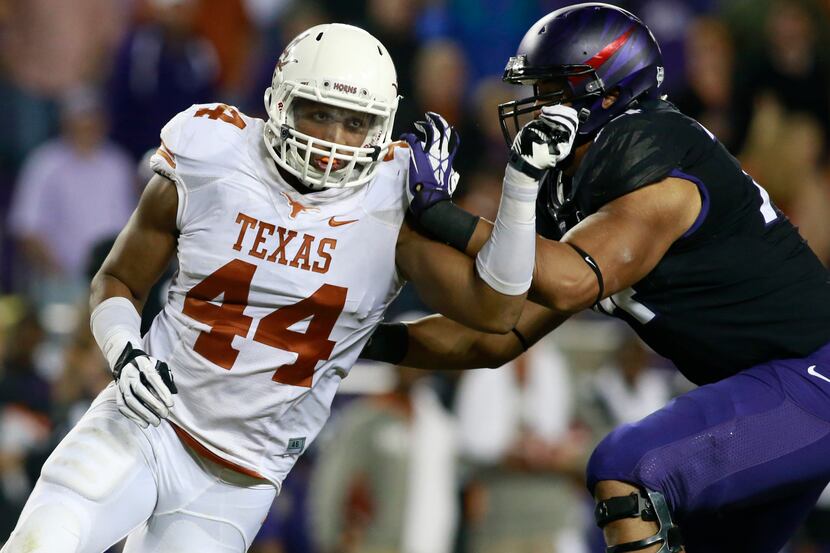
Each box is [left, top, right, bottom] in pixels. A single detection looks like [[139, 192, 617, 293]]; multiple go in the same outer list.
[[537, 99, 830, 384]]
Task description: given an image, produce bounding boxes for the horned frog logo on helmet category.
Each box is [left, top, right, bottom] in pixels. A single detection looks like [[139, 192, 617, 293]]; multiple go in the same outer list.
[[263, 24, 401, 190], [275, 32, 308, 73]]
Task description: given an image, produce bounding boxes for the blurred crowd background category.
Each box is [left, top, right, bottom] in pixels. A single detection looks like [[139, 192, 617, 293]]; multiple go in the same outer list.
[[2, 0, 830, 551]]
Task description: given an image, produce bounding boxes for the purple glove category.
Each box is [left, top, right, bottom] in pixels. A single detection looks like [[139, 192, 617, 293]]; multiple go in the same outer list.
[[400, 112, 461, 219]]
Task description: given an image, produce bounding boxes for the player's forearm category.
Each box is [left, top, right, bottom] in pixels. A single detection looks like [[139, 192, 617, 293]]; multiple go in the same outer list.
[[417, 169, 540, 299], [460, 218, 599, 313], [414, 258, 524, 333], [397, 224, 525, 333], [361, 315, 521, 370], [404, 317, 521, 370]]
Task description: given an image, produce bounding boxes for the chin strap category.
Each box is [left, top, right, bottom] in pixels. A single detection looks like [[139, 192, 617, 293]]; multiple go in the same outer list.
[[595, 488, 684, 553]]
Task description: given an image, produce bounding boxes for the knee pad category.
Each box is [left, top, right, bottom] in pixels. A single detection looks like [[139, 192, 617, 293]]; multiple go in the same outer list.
[[2, 503, 82, 553], [595, 487, 683, 553], [41, 415, 147, 502]]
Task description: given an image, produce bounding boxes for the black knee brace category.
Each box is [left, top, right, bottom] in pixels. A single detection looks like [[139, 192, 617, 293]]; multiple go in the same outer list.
[[594, 488, 683, 553]]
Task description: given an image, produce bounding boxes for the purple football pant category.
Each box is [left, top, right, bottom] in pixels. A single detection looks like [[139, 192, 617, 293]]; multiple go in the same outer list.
[[587, 341, 830, 553]]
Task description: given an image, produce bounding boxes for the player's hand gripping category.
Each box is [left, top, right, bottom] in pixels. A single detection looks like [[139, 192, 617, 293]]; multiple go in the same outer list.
[[112, 343, 177, 428], [508, 104, 579, 180], [400, 112, 461, 219]]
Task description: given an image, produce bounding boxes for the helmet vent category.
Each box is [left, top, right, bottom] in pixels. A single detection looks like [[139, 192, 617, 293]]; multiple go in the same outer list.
[[377, 45, 383, 56], [538, 26, 546, 34], [316, 32, 324, 41]]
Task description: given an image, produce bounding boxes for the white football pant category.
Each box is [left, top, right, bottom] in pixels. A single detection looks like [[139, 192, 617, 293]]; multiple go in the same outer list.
[[0, 385, 276, 552]]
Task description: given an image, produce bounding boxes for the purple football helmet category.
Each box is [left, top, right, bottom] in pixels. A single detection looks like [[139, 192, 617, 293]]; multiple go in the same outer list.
[[499, 3, 664, 146]]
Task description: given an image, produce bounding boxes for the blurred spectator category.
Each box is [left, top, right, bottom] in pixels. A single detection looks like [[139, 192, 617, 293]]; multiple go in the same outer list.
[[786, 118, 830, 266], [411, 39, 469, 128], [576, 330, 687, 441], [443, 0, 542, 84], [455, 338, 590, 553], [7, 87, 136, 305], [0, 303, 50, 416], [736, 0, 830, 154], [456, 166, 502, 226], [622, 0, 717, 94], [454, 76, 520, 190], [108, 0, 219, 159], [742, 98, 830, 265], [0, 0, 128, 163], [310, 367, 458, 553], [674, 17, 742, 152], [194, 0, 255, 102], [403, 39, 481, 178], [365, 0, 420, 107], [0, 300, 52, 538], [252, 455, 315, 553], [50, 304, 112, 429], [244, 0, 329, 119]]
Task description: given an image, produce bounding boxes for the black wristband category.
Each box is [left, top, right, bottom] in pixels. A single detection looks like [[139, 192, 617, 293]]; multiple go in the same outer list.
[[418, 201, 480, 253], [360, 322, 409, 364], [113, 342, 178, 394], [508, 150, 547, 180]]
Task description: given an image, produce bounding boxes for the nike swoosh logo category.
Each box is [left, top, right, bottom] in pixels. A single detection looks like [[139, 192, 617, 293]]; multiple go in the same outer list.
[[807, 365, 830, 384], [328, 217, 358, 227]]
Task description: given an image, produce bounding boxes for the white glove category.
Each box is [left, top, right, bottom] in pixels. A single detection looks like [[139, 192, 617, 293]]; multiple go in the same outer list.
[[508, 104, 579, 179], [112, 343, 177, 428]]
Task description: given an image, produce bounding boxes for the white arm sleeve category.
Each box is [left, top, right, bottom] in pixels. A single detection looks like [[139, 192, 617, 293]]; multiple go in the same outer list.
[[475, 165, 539, 295], [90, 297, 143, 369]]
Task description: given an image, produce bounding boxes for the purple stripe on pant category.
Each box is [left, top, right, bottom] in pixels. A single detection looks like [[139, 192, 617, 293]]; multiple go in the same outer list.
[[587, 341, 830, 552]]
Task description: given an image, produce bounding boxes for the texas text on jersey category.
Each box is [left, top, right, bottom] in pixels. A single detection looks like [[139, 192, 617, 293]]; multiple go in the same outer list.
[[537, 98, 830, 385]]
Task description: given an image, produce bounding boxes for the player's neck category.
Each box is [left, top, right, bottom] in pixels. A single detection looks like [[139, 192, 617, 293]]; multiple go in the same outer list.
[[276, 165, 315, 195]]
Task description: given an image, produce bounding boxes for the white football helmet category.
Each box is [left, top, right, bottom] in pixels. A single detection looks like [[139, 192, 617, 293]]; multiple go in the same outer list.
[[264, 24, 400, 189]]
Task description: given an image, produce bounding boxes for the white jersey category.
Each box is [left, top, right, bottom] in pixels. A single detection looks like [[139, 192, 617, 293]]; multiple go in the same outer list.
[[148, 103, 408, 488]]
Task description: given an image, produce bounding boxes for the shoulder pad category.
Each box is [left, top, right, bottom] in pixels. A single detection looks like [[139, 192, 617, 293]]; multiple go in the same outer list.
[[149, 103, 257, 182], [574, 104, 696, 214], [361, 141, 410, 226]]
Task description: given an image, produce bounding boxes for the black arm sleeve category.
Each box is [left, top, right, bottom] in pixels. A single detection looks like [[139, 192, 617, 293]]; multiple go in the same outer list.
[[359, 322, 409, 365], [417, 201, 480, 252]]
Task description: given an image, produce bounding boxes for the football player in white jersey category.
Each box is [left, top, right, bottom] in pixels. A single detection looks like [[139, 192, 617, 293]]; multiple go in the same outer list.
[[1, 23, 573, 553]]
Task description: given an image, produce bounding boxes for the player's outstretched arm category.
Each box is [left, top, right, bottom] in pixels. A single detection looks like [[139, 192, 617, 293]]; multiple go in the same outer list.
[[89, 174, 180, 427], [362, 301, 568, 370], [461, 175, 703, 312], [90, 174, 178, 310], [395, 219, 525, 333], [401, 108, 578, 332], [531, 176, 702, 311]]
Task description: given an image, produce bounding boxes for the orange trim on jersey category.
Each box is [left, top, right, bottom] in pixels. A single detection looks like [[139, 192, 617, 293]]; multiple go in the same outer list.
[[157, 140, 176, 168], [383, 140, 408, 161], [169, 422, 266, 480]]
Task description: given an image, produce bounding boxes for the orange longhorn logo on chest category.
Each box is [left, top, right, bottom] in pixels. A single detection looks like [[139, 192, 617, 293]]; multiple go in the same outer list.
[[281, 192, 320, 219]]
